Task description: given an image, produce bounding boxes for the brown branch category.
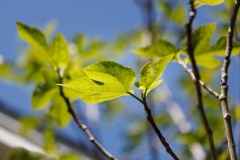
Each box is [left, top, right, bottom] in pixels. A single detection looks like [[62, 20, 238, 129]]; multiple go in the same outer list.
[[178, 60, 220, 99], [128, 92, 180, 160], [219, 0, 240, 159], [58, 71, 117, 160], [186, 1, 217, 159]]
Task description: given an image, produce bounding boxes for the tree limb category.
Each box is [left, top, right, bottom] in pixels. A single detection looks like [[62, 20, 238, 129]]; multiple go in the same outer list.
[[186, 1, 217, 159], [219, 0, 240, 159], [178, 60, 220, 99], [128, 92, 180, 160], [57, 70, 117, 160]]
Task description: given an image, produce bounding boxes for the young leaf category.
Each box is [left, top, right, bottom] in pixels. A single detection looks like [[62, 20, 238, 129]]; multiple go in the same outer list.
[[50, 33, 69, 69], [205, 37, 240, 56], [180, 23, 216, 55], [136, 54, 174, 95], [49, 98, 72, 127], [194, 0, 224, 7], [16, 22, 48, 54], [59, 61, 136, 103], [32, 85, 58, 109], [133, 39, 177, 58]]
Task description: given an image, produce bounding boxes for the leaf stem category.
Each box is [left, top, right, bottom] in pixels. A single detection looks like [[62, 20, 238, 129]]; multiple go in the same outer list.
[[219, 0, 240, 159], [57, 69, 117, 160], [186, 1, 217, 159], [178, 60, 220, 99], [129, 92, 179, 160]]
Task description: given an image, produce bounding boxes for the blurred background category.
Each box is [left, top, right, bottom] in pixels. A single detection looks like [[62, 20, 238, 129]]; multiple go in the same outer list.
[[0, 0, 240, 160]]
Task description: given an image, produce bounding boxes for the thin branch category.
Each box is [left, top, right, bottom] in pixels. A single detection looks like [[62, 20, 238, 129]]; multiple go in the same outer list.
[[129, 92, 180, 160], [142, 99, 180, 160], [57, 70, 117, 160], [186, 1, 217, 159], [178, 60, 220, 99], [219, 0, 240, 159]]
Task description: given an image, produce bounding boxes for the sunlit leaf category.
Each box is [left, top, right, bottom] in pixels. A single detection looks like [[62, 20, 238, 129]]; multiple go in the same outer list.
[[133, 39, 177, 58], [60, 154, 80, 160], [6, 148, 56, 160], [136, 54, 174, 94], [194, 0, 224, 7], [16, 22, 48, 54], [206, 37, 240, 56], [43, 129, 56, 152], [49, 98, 71, 127], [19, 117, 39, 136], [180, 23, 216, 55], [59, 61, 136, 103], [50, 33, 69, 69], [195, 55, 220, 69]]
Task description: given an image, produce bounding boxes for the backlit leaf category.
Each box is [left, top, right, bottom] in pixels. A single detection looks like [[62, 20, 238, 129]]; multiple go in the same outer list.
[[16, 22, 48, 54], [136, 54, 174, 94], [50, 33, 69, 69], [180, 23, 216, 55], [49, 98, 72, 127], [194, 0, 224, 7], [59, 61, 136, 103], [133, 39, 177, 58]]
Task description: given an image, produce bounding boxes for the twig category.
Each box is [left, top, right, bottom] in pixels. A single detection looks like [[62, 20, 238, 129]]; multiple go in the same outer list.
[[178, 60, 220, 99], [186, 1, 217, 159], [219, 0, 240, 159], [57, 70, 117, 160], [128, 92, 180, 160]]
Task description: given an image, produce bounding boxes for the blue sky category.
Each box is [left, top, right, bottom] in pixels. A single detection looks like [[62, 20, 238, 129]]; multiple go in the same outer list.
[[0, 1, 239, 160]]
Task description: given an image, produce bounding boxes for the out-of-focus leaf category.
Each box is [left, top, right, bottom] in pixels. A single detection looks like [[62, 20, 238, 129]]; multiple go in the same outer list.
[[19, 117, 39, 136], [195, 55, 220, 69], [136, 54, 174, 95], [6, 148, 56, 160], [194, 0, 224, 7], [133, 39, 177, 58], [49, 33, 69, 69], [180, 23, 216, 55], [234, 107, 240, 120], [206, 37, 240, 56], [49, 98, 71, 127], [60, 154, 80, 160], [16, 22, 48, 54], [59, 61, 136, 103], [32, 84, 58, 109], [43, 129, 56, 152]]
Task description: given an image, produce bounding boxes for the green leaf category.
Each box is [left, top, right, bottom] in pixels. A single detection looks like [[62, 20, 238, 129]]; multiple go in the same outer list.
[[49, 98, 72, 127], [31, 68, 58, 109], [43, 129, 56, 152], [32, 84, 58, 109], [60, 154, 80, 160], [137, 54, 174, 95], [194, 0, 224, 7], [50, 33, 69, 69], [133, 39, 177, 58], [180, 23, 216, 55], [59, 61, 136, 103], [19, 117, 39, 136], [16, 22, 48, 54], [205, 37, 240, 56], [195, 55, 220, 69], [6, 148, 56, 160]]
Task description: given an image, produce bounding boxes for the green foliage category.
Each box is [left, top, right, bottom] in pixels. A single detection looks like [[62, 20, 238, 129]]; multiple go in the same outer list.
[[133, 39, 177, 58], [6, 148, 56, 160], [194, 0, 225, 7], [136, 54, 174, 95], [19, 117, 39, 136], [180, 23, 217, 55], [48, 97, 71, 127], [49, 33, 69, 69], [60, 61, 136, 103], [16, 22, 48, 55]]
